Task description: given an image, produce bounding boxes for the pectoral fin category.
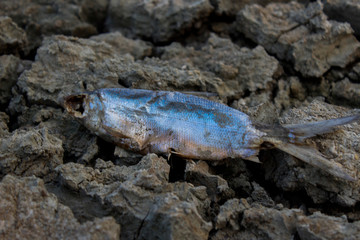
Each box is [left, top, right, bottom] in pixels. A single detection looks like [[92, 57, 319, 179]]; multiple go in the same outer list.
[[243, 155, 261, 163], [167, 148, 182, 160], [275, 142, 356, 182]]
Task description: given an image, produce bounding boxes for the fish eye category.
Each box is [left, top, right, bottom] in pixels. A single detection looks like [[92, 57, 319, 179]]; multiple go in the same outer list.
[[64, 94, 87, 117]]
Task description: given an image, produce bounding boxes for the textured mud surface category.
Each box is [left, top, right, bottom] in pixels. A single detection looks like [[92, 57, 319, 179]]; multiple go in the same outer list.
[[1, 0, 360, 239]]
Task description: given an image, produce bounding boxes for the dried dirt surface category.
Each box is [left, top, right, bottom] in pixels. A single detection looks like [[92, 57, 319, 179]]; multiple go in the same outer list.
[[1, 0, 360, 239]]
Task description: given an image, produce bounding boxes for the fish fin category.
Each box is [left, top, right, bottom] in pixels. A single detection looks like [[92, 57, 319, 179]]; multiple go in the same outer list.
[[243, 155, 261, 163], [259, 114, 360, 182], [180, 91, 218, 97], [167, 152, 172, 161], [274, 142, 356, 182], [168, 148, 183, 160], [283, 114, 360, 140]]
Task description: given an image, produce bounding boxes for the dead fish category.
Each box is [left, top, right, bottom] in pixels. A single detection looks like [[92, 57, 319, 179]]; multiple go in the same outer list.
[[64, 88, 360, 181]]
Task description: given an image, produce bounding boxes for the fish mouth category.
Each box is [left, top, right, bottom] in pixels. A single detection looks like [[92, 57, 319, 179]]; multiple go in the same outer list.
[[64, 94, 88, 118]]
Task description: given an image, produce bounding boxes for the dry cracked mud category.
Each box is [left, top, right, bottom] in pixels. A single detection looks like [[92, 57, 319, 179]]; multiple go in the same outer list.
[[1, 0, 360, 239]]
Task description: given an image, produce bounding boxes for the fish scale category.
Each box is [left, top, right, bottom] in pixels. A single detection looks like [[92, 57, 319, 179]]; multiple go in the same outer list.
[[64, 88, 360, 181], [91, 88, 262, 159]]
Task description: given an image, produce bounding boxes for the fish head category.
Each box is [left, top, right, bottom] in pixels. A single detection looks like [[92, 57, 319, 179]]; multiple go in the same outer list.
[[63, 92, 103, 132]]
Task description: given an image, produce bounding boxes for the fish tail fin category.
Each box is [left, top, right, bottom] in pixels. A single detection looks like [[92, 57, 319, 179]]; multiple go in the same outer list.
[[274, 142, 356, 181], [283, 114, 360, 141], [258, 114, 360, 181]]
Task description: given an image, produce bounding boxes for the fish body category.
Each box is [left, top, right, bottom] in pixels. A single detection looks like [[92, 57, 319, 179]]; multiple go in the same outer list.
[[65, 88, 264, 161], [64, 88, 360, 181]]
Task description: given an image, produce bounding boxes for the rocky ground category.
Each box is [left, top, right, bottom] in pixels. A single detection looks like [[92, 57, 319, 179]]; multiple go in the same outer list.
[[1, 0, 360, 239]]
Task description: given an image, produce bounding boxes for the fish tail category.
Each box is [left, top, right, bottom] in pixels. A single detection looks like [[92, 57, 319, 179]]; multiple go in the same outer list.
[[259, 114, 360, 182], [274, 142, 356, 181], [283, 114, 360, 141]]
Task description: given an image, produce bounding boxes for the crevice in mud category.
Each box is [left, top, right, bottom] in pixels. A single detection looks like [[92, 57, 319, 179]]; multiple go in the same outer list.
[[20, 46, 38, 61], [7, 115, 23, 133], [241, 150, 311, 208], [45, 182, 113, 223], [168, 154, 186, 182], [226, 89, 248, 107], [318, 201, 360, 222], [208, 228, 218, 240], [356, 35, 360, 42], [0, 103, 8, 113], [206, 12, 236, 25], [131, 10, 236, 49], [133, 23, 210, 48], [211, 160, 252, 199], [63, 151, 81, 164], [228, 28, 260, 49], [209, 199, 221, 222], [276, 59, 302, 77], [168, 11, 237, 47], [297, 77, 324, 92], [323, 62, 360, 82], [89, 137, 116, 166], [6, 93, 31, 132], [7, 101, 65, 133], [327, 96, 360, 108], [97, 0, 111, 34], [135, 208, 151, 239], [244, 149, 360, 220], [271, 82, 280, 104]]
